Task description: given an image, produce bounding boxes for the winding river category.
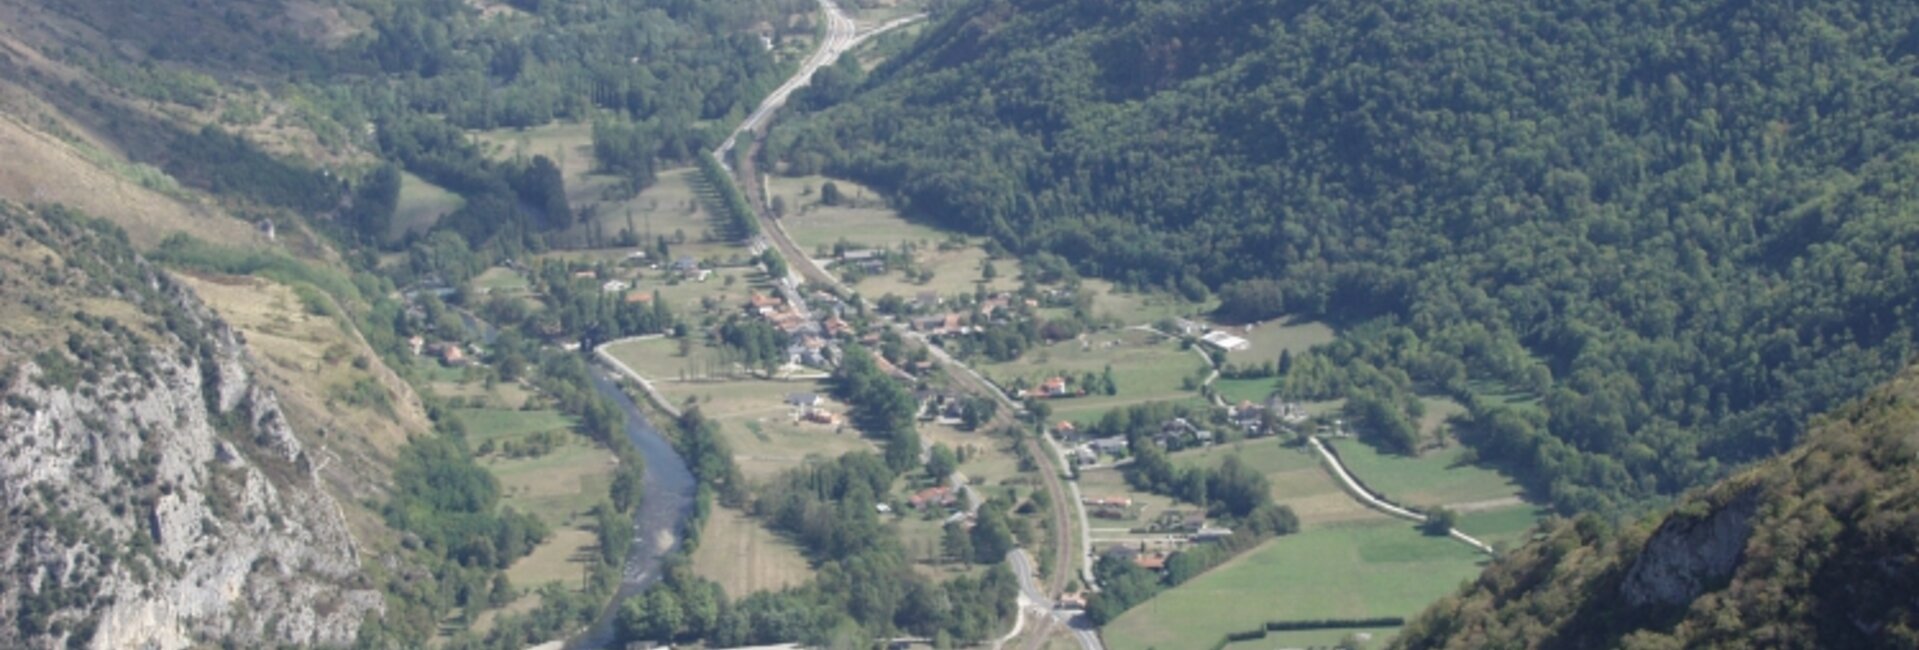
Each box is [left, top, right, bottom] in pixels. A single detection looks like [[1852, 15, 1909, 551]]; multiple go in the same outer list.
[[567, 368, 699, 649]]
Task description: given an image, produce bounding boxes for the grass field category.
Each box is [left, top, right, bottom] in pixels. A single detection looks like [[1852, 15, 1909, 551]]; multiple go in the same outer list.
[[691, 506, 813, 597], [767, 174, 1023, 300], [768, 175, 951, 250], [1221, 318, 1337, 365], [583, 167, 748, 260], [453, 407, 575, 445], [485, 435, 618, 592], [1322, 438, 1523, 510], [1454, 504, 1548, 551], [1103, 520, 1487, 650], [472, 266, 531, 295], [1321, 437, 1542, 549], [979, 329, 1209, 420], [655, 377, 876, 479], [1214, 377, 1277, 404], [1221, 626, 1401, 649], [472, 122, 596, 186], [390, 171, 464, 241], [1172, 440, 1382, 527], [504, 525, 599, 592], [1415, 396, 1469, 439], [486, 438, 616, 529]]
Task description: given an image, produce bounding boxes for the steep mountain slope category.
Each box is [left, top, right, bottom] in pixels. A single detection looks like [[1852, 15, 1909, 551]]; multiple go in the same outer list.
[[1393, 362, 1919, 649], [771, 0, 1919, 512], [0, 203, 381, 649]]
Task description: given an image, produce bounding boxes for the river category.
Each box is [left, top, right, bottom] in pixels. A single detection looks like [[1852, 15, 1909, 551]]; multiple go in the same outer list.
[[567, 368, 699, 649]]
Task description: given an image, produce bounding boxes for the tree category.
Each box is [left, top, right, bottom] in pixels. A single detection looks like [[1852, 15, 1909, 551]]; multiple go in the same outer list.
[[969, 503, 1016, 563], [351, 164, 402, 243], [644, 587, 685, 640], [941, 521, 974, 565], [981, 260, 997, 281], [820, 181, 843, 206], [927, 443, 958, 482], [1422, 507, 1459, 536]]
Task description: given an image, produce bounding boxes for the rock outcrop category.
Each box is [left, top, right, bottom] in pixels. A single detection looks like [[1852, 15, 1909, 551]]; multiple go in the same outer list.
[[0, 207, 380, 649], [1619, 488, 1759, 608]]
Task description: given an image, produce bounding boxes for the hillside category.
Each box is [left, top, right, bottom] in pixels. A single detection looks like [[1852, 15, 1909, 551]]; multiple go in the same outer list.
[[0, 203, 381, 648], [769, 0, 1919, 512], [1392, 361, 1919, 649]]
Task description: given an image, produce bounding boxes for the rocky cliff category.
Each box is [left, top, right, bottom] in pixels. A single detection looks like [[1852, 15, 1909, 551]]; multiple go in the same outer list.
[[0, 205, 380, 649]]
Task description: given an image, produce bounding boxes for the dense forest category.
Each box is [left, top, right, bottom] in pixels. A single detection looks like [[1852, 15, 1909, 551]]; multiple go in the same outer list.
[[1393, 361, 1919, 650], [771, 0, 1919, 513]]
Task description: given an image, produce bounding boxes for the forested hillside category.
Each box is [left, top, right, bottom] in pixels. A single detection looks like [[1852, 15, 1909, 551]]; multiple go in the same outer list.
[[1392, 361, 1919, 649], [770, 0, 1919, 512]]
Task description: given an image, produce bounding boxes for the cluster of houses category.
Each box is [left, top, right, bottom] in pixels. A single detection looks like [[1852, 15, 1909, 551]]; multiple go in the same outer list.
[[742, 292, 837, 368], [906, 291, 1034, 338], [1059, 397, 1320, 465]]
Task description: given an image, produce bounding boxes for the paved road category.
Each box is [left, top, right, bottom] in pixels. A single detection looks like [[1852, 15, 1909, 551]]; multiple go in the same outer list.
[[715, 0, 924, 163]]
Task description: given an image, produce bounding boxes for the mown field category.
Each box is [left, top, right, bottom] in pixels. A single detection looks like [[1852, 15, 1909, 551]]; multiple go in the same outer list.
[[1102, 520, 1487, 650]]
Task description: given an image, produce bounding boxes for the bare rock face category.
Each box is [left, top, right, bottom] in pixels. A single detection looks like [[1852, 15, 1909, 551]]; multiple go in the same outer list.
[[0, 232, 380, 649], [1620, 488, 1761, 608]]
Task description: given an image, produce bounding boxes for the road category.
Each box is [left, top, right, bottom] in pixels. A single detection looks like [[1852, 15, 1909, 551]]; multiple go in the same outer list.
[[1008, 550, 1105, 650], [714, 0, 925, 163], [594, 335, 683, 419], [705, 2, 1094, 647]]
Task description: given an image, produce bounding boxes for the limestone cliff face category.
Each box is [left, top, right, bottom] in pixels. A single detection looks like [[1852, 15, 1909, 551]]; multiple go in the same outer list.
[[1619, 488, 1759, 608], [0, 208, 380, 649]]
